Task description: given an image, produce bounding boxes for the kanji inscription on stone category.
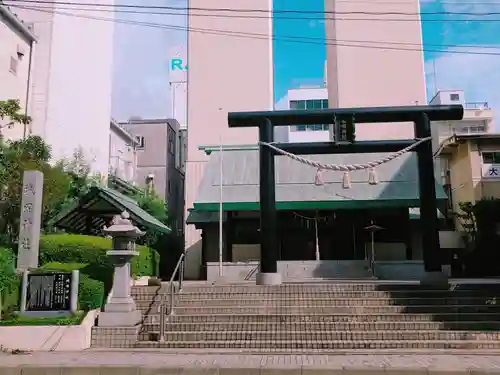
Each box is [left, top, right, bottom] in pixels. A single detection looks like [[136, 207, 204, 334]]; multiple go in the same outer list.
[[16, 171, 44, 271]]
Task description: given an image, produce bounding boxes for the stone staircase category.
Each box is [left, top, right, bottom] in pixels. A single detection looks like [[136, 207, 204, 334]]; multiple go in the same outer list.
[[127, 282, 500, 351]]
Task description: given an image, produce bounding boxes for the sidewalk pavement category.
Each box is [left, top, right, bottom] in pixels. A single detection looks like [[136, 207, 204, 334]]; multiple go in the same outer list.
[[1, 351, 500, 374]]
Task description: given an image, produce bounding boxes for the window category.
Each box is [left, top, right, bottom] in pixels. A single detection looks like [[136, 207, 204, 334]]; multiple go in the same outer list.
[[450, 93, 460, 101], [289, 98, 329, 132], [312, 100, 323, 109], [482, 152, 500, 164], [135, 136, 145, 149], [168, 132, 175, 155], [9, 57, 18, 75]]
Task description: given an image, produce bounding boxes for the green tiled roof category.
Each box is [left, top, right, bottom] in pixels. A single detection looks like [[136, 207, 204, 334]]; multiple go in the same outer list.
[[48, 185, 171, 234], [193, 150, 447, 211]]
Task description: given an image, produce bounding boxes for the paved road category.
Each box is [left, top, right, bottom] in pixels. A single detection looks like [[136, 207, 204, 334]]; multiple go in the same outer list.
[[2, 351, 500, 371]]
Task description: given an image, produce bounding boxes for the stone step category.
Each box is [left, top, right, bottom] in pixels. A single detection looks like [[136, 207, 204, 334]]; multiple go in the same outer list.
[[143, 312, 500, 324], [141, 320, 500, 332], [138, 330, 500, 342], [133, 290, 500, 301], [171, 305, 500, 315], [132, 283, 500, 295], [135, 296, 496, 308], [134, 339, 500, 350]]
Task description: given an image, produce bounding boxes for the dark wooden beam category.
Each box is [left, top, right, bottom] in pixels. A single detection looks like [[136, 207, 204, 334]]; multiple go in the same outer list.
[[228, 105, 464, 127]]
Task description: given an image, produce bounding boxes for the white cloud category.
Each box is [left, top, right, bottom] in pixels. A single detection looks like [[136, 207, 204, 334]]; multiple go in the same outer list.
[[111, 0, 187, 121], [425, 48, 500, 128]]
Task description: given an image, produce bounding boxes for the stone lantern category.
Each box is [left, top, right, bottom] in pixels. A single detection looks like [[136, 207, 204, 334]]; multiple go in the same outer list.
[[98, 211, 145, 327]]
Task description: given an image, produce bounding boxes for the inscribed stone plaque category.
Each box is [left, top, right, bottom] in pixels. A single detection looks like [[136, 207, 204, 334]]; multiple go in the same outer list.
[[26, 272, 72, 311], [16, 170, 44, 271]]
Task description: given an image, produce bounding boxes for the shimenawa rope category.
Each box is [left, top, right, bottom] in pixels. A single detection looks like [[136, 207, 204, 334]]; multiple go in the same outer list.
[[259, 137, 432, 188]]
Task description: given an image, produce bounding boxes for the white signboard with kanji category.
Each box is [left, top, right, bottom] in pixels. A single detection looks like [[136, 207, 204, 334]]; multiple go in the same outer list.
[[482, 164, 500, 179]]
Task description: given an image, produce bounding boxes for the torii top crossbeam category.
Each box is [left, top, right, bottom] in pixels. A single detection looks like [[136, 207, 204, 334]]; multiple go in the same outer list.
[[228, 104, 464, 127]]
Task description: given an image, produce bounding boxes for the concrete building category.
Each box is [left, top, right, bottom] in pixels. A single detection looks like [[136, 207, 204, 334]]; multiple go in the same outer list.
[[436, 133, 500, 230], [324, 0, 426, 140], [0, 4, 36, 140], [184, 0, 274, 277], [122, 118, 186, 235], [168, 45, 187, 131], [430, 89, 495, 228], [109, 118, 138, 184], [275, 87, 330, 143], [11, 2, 115, 177]]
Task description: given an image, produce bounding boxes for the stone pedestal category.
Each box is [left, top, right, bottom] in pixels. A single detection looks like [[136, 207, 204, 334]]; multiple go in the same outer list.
[[420, 271, 449, 286], [98, 212, 145, 327], [256, 272, 282, 285]]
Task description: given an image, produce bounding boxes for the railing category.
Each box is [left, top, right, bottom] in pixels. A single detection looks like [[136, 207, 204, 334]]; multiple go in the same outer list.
[[158, 251, 186, 343], [465, 102, 489, 110]]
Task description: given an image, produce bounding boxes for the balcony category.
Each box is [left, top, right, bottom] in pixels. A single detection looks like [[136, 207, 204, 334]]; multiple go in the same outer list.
[[465, 102, 489, 110], [463, 102, 493, 121]]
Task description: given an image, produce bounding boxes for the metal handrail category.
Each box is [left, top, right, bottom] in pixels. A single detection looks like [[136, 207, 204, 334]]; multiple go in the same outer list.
[[158, 251, 187, 343]]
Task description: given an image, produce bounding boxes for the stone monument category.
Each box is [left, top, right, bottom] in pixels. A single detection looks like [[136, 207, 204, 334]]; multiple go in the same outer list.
[[19, 269, 80, 317], [98, 211, 145, 327], [16, 170, 44, 271]]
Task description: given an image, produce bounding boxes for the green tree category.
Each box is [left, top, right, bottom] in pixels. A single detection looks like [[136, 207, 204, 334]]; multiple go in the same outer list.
[[0, 99, 30, 132], [0, 136, 71, 241], [134, 190, 169, 225]]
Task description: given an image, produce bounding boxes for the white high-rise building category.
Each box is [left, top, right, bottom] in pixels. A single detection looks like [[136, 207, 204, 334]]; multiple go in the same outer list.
[[12, 3, 115, 177], [168, 45, 187, 130], [275, 86, 329, 143]]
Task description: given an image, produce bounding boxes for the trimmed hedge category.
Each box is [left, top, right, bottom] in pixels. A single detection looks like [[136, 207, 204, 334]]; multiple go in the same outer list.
[[39, 234, 159, 293], [0, 247, 20, 316], [0, 247, 16, 293], [38, 262, 105, 310]]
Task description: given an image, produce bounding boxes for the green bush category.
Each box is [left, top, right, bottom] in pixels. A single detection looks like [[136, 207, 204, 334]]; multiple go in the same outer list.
[[36, 262, 104, 310], [39, 234, 159, 294], [0, 247, 19, 316], [78, 275, 104, 310], [39, 262, 88, 272], [0, 246, 16, 293]]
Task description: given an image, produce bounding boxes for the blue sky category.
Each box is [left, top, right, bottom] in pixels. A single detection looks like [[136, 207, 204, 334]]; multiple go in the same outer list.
[[112, 0, 500, 123]]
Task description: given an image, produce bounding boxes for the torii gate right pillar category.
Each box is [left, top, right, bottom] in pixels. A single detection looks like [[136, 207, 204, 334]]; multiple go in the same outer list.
[[415, 113, 445, 283]]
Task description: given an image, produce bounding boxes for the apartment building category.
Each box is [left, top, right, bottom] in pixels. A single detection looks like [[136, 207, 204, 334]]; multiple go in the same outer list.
[[109, 118, 138, 184], [122, 118, 186, 235], [11, 2, 115, 177], [324, 0, 426, 140], [430, 89, 495, 227], [275, 87, 330, 143], [0, 5, 36, 140]]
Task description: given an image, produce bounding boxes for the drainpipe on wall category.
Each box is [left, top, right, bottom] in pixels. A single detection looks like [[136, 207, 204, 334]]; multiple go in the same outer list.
[[23, 39, 34, 138], [477, 142, 484, 201]]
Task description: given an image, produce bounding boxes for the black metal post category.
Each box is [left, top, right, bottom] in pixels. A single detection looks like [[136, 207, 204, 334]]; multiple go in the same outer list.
[[415, 113, 442, 272], [259, 118, 278, 274], [225, 211, 233, 262]]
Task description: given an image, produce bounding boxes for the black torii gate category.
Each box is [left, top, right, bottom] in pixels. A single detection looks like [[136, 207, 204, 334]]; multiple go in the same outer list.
[[228, 104, 464, 284]]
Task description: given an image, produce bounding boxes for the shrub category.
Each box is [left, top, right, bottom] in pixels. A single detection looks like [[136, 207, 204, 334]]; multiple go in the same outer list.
[[39, 234, 159, 293], [39, 262, 88, 272], [0, 247, 16, 293], [0, 246, 19, 316], [78, 275, 104, 310], [36, 262, 104, 310]]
